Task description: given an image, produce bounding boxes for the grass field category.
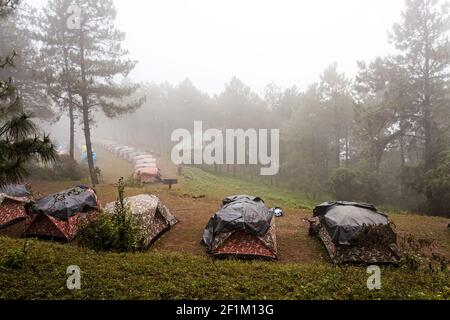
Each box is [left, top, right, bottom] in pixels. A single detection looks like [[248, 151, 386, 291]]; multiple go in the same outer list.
[[1, 236, 449, 300], [0, 151, 449, 300]]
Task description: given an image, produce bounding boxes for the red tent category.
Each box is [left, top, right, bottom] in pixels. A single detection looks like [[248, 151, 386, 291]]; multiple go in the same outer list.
[[0, 185, 33, 228], [24, 186, 100, 241]]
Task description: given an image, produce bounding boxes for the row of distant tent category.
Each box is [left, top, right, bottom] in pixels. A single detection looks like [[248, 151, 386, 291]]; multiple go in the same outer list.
[[96, 140, 161, 184], [0, 184, 178, 245]]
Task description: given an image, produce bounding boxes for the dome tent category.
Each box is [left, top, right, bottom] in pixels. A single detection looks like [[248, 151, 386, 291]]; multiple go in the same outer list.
[[0, 184, 33, 228], [24, 186, 100, 241], [309, 201, 399, 265], [104, 194, 178, 249], [202, 195, 278, 260], [134, 167, 161, 184]]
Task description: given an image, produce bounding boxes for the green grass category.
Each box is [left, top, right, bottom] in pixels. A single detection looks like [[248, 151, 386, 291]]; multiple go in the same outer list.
[[1, 166, 449, 300], [180, 167, 316, 210], [0, 237, 449, 300]]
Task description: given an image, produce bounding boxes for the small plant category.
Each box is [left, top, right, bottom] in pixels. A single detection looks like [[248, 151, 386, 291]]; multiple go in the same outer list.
[[114, 178, 145, 252], [78, 212, 119, 251], [95, 167, 103, 183], [79, 178, 146, 252], [398, 234, 446, 273]]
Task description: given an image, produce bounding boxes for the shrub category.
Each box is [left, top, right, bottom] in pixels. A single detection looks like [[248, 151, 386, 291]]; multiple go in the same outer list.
[[328, 167, 363, 201], [78, 178, 146, 252], [78, 212, 118, 251], [28, 155, 89, 181], [398, 234, 447, 273]]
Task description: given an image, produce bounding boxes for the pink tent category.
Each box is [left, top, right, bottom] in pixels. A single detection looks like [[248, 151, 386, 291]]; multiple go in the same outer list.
[[134, 167, 161, 184]]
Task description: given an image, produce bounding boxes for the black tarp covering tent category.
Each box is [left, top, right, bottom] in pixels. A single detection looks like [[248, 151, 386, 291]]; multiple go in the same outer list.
[[309, 201, 399, 264], [313, 201, 395, 245], [24, 186, 100, 241], [0, 184, 31, 198], [202, 195, 277, 260], [27, 186, 99, 221]]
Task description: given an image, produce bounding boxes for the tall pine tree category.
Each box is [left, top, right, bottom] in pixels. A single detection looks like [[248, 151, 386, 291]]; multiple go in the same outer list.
[[41, 0, 144, 184], [391, 0, 450, 211]]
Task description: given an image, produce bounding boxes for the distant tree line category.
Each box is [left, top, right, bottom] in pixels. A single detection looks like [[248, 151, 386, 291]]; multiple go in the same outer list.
[[100, 0, 450, 216]]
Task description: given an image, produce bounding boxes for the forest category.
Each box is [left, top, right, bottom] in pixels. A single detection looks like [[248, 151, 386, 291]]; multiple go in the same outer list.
[[1, 0, 450, 217]]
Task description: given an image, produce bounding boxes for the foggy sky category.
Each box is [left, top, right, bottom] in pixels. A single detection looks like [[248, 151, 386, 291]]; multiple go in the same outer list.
[[28, 0, 406, 95]]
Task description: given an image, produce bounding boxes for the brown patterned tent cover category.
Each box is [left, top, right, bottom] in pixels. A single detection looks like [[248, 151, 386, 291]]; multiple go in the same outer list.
[[0, 185, 33, 228], [24, 186, 100, 242], [105, 194, 178, 249], [211, 218, 277, 260], [309, 202, 400, 265], [202, 195, 278, 260]]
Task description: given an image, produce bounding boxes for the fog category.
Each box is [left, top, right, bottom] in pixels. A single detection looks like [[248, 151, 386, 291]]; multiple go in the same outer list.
[[3, 0, 450, 216], [29, 0, 405, 94]]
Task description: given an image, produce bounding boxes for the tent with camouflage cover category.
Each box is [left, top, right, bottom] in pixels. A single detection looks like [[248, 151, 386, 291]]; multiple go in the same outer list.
[[134, 167, 161, 184], [0, 184, 33, 228], [105, 194, 178, 249], [308, 201, 399, 265], [202, 195, 278, 260], [24, 186, 100, 241]]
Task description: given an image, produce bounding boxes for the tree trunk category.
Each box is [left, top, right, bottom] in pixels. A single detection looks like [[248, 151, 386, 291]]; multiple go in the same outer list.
[[63, 47, 76, 161], [345, 126, 350, 166], [399, 134, 406, 200], [69, 103, 75, 160], [423, 23, 435, 212], [81, 103, 98, 185], [334, 102, 341, 168], [79, 28, 98, 185]]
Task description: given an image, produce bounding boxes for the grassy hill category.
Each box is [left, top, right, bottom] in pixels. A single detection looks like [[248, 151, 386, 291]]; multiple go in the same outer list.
[[179, 167, 317, 210]]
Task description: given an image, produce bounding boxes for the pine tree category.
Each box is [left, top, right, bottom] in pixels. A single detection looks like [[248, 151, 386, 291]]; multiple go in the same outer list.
[[37, 0, 81, 160], [391, 0, 450, 210], [0, 0, 56, 186], [41, 0, 145, 185]]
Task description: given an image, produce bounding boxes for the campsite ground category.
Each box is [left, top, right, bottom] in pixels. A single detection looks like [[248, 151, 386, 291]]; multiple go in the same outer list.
[[0, 148, 449, 299]]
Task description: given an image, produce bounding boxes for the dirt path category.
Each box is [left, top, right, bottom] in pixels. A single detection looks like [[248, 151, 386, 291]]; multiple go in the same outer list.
[[95, 145, 134, 184], [95, 145, 178, 183], [150, 191, 326, 264]]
